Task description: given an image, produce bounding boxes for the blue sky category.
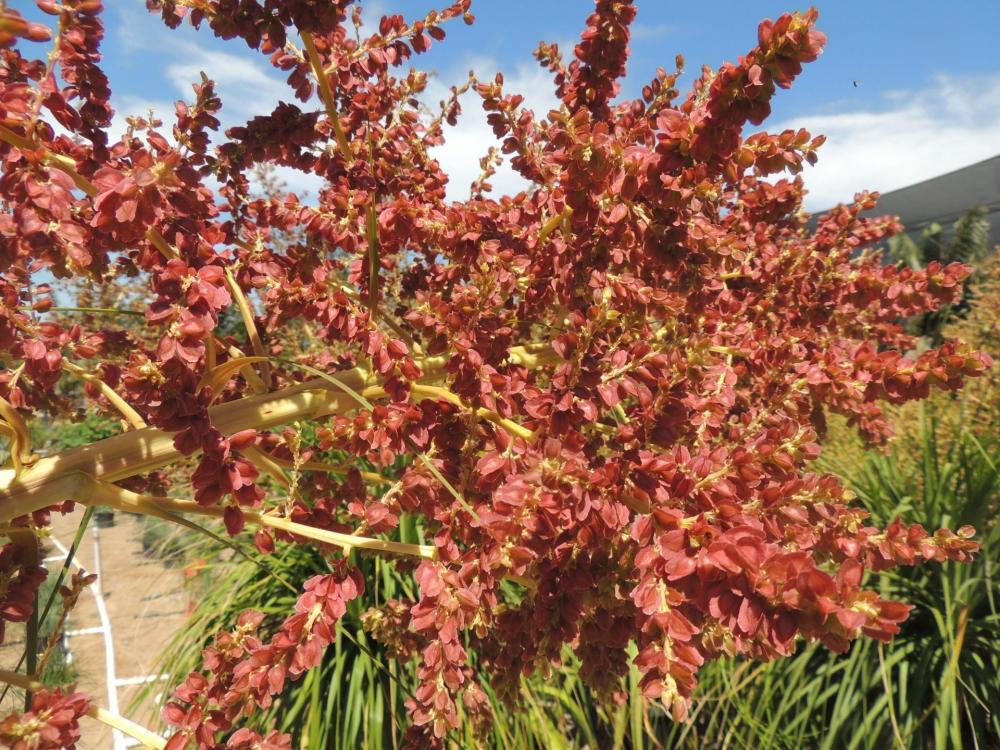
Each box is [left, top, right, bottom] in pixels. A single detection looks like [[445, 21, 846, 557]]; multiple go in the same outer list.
[[18, 0, 1000, 209]]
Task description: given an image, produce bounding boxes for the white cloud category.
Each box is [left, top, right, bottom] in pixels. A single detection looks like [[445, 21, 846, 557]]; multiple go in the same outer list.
[[779, 73, 1000, 211], [631, 23, 675, 41], [262, 164, 327, 200], [107, 93, 175, 143], [110, 1, 290, 131], [165, 44, 289, 122], [358, 0, 387, 36], [426, 59, 561, 200]]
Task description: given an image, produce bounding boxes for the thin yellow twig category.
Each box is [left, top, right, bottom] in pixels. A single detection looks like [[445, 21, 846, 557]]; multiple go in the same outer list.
[[63, 362, 146, 430], [212, 337, 267, 394], [363, 383, 535, 442], [539, 206, 573, 242], [0, 122, 184, 270], [223, 268, 273, 390], [258, 449, 390, 485], [88, 480, 436, 559], [0, 124, 98, 197], [0, 670, 166, 749], [300, 32, 353, 162], [242, 445, 292, 490]]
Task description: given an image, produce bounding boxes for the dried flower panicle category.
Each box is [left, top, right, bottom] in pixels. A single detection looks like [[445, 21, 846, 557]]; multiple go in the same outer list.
[[162, 564, 363, 749], [0, 688, 90, 750], [0, 0, 991, 747], [0, 542, 46, 644]]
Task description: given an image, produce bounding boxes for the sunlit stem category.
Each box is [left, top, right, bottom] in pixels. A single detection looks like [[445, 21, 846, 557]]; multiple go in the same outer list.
[[7, 362, 24, 392], [363, 383, 536, 442], [300, 31, 353, 162], [205, 334, 218, 372], [539, 206, 573, 242], [365, 199, 380, 319], [198, 356, 269, 400], [0, 670, 166, 749], [88, 480, 436, 560], [0, 122, 186, 276], [223, 268, 273, 390], [63, 362, 147, 430], [242, 445, 291, 489], [0, 124, 97, 197], [212, 337, 267, 394], [16, 306, 145, 317], [145, 227, 178, 260], [300, 31, 382, 319], [0, 122, 192, 275], [0, 393, 33, 475]]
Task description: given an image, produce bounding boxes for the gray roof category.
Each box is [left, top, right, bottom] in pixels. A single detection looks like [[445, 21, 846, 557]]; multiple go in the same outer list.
[[859, 154, 1000, 246]]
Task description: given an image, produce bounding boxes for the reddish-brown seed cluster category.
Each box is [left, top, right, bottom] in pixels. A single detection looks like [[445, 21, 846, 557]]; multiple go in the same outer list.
[[0, 542, 47, 644], [0, 688, 90, 750], [162, 565, 363, 749], [0, 0, 992, 747]]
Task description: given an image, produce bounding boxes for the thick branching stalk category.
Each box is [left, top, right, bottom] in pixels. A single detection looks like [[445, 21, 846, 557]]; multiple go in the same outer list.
[[0, 670, 165, 749], [63, 362, 147, 430], [0, 346, 556, 523], [87, 480, 436, 559]]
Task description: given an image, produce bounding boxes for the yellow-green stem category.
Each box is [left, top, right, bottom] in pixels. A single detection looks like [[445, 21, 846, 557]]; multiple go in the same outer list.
[[300, 32, 353, 162], [63, 362, 147, 430], [87, 481, 436, 559], [224, 269, 273, 390], [0, 670, 166, 749]]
